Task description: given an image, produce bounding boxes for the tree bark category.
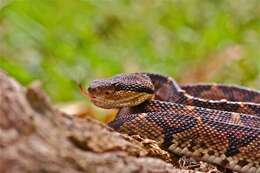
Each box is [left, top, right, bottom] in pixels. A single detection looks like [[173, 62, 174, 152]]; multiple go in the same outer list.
[[0, 70, 215, 173]]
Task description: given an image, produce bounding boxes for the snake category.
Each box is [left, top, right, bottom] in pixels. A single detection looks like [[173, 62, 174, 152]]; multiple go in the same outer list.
[[81, 73, 260, 173]]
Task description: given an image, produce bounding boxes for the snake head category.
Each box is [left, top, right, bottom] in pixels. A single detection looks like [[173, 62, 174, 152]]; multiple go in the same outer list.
[[86, 73, 155, 109]]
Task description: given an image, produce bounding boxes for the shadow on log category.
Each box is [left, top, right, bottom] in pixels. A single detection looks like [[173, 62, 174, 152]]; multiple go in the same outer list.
[[0, 70, 216, 173]]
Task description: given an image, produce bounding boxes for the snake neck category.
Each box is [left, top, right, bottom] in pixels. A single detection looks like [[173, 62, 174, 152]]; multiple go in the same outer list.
[[145, 73, 185, 102]]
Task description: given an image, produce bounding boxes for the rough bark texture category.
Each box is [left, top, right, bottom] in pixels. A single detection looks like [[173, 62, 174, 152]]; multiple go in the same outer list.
[[0, 70, 218, 173]]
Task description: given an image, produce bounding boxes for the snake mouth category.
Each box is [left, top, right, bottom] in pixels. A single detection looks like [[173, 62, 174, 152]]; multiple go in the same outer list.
[[90, 93, 153, 109]]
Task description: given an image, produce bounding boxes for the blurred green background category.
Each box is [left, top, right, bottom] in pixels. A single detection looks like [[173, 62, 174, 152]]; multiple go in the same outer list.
[[0, 0, 259, 102]]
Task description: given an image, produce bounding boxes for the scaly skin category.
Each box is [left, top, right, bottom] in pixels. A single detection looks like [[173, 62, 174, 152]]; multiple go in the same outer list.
[[84, 73, 260, 173]]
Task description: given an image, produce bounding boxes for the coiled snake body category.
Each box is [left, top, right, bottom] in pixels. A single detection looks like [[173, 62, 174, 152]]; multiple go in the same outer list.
[[83, 73, 260, 173]]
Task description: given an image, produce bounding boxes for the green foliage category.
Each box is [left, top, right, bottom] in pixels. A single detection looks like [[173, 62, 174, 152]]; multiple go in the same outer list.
[[0, 0, 259, 101]]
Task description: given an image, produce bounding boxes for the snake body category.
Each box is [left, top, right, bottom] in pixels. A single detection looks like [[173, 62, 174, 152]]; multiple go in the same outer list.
[[85, 73, 260, 173]]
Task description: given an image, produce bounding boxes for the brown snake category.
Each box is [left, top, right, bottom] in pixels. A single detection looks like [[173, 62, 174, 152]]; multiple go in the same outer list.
[[81, 73, 260, 173]]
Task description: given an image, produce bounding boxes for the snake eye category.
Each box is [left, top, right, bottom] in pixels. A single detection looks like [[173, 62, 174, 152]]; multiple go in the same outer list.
[[104, 90, 114, 95], [105, 91, 110, 95]]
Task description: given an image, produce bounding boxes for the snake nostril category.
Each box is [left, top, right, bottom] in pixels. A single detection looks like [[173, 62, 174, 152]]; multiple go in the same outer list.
[[88, 87, 98, 93], [87, 87, 97, 99], [88, 87, 93, 92]]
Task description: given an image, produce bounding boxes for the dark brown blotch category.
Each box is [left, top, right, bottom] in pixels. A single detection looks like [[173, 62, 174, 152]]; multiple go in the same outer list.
[[220, 159, 229, 166], [187, 146, 195, 152], [237, 160, 249, 167], [208, 150, 215, 155], [199, 142, 207, 149]]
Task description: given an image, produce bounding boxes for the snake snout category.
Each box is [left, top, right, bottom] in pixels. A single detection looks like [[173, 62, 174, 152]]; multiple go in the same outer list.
[[87, 87, 98, 99], [87, 86, 95, 93]]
